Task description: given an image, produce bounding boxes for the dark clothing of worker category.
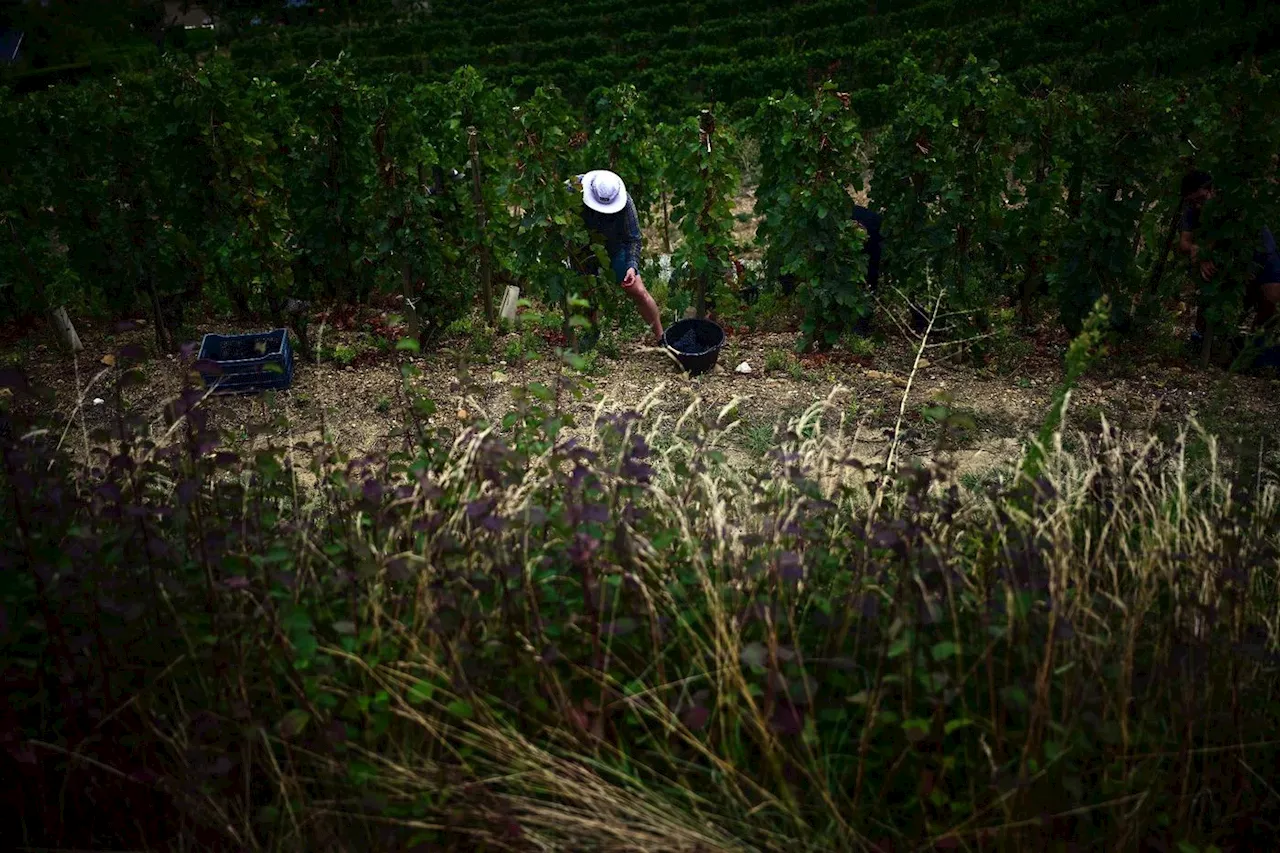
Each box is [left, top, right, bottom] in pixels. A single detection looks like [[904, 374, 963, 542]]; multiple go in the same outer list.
[[579, 196, 643, 283], [779, 203, 882, 303], [853, 204, 883, 291], [775, 204, 882, 335], [1179, 205, 1280, 296], [1181, 204, 1280, 337]]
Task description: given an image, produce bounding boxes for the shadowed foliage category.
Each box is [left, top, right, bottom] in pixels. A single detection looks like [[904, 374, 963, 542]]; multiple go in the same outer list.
[[1, 353, 1279, 851]]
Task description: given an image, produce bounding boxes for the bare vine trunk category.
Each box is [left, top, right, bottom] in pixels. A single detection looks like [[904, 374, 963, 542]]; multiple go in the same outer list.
[[468, 126, 496, 327], [402, 163, 424, 344], [1145, 201, 1184, 299], [695, 110, 716, 320], [661, 186, 671, 254], [145, 272, 172, 353]]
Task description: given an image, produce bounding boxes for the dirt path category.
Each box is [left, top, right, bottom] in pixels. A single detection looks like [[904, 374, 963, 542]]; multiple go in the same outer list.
[[6, 306, 1278, 489], [8, 177, 1277, 485]]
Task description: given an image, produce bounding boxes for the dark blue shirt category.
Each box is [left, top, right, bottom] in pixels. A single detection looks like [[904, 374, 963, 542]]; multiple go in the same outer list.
[[581, 196, 643, 276], [571, 174, 643, 277], [1179, 203, 1199, 233], [1181, 204, 1277, 262], [853, 204, 882, 283]]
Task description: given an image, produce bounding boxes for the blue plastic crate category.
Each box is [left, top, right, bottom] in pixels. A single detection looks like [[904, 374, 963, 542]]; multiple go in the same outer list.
[[195, 329, 294, 395]]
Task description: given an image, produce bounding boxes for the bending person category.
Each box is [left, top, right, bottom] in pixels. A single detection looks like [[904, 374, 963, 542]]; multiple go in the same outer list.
[[1178, 170, 1280, 339], [569, 170, 664, 344]]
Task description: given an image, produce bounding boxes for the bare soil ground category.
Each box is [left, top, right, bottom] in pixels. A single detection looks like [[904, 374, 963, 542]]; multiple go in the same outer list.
[[6, 300, 1278, 488], [10, 179, 1274, 493]]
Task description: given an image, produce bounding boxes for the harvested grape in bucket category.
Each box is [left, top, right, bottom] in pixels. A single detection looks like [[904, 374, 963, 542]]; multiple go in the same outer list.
[[663, 318, 726, 376], [672, 328, 700, 353]]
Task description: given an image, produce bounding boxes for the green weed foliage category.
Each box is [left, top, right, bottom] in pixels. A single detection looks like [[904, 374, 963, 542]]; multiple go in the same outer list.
[[2, 357, 1279, 850]]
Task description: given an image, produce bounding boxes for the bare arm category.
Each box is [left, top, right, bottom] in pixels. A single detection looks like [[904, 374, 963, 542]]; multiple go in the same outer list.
[[1178, 231, 1198, 260], [1179, 230, 1217, 280]]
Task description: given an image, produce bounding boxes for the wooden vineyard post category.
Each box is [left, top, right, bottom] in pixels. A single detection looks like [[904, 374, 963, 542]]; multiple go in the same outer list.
[[468, 126, 496, 327], [50, 305, 83, 353], [499, 285, 520, 323]]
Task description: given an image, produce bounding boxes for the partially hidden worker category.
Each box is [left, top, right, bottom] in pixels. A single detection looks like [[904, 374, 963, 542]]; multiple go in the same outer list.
[[852, 203, 883, 335], [779, 202, 884, 336], [568, 170, 664, 344], [1177, 170, 1280, 341]]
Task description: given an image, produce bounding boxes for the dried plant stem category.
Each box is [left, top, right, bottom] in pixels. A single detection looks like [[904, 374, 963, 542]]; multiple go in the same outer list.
[[874, 285, 945, 513]]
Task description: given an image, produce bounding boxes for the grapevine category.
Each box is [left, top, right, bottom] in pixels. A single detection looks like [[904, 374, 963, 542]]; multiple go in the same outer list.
[[753, 82, 867, 350], [669, 109, 739, 320]]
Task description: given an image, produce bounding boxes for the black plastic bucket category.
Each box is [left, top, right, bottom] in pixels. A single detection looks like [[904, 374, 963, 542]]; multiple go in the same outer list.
[[663, 318, 725, 376]]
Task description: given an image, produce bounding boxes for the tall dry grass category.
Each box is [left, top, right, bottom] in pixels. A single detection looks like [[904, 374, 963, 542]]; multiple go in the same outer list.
[[2, 367, 1278, 851]]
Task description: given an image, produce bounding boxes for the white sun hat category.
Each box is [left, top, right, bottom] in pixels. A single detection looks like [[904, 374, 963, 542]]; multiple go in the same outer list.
[[581, 169, 628, 214]]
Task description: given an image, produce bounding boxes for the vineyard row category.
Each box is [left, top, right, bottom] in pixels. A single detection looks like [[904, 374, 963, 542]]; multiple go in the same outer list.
[[2, 55, 1277, 359], [225, 1, 1277, 122]]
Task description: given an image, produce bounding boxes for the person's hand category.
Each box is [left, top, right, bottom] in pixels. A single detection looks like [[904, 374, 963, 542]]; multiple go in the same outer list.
[[1199, 260, 1217, 281], [621, 267, 637, 288]]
